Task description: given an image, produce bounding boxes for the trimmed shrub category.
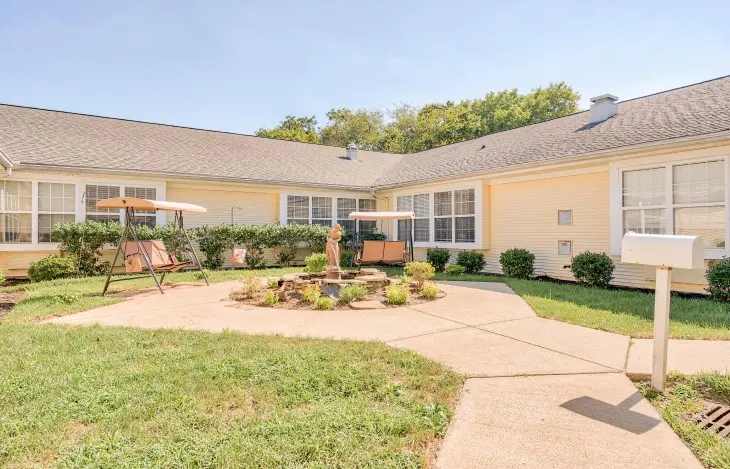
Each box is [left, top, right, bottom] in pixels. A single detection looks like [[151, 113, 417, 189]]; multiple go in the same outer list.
[[420, 282, 440, 299], [315, 296, 336, 310], [444, 264, 465, 276], [426, 248, 450, 272], [340, 249, 354, 268], [53, 221, 122, 276], [570, 251, 615, 287], [456, 250, 486, 275], [263, 291, 279, 306], [193, 225, 235, 270], [404, 261, 436, 288], [707, 258, 730, 301], [301, 285, 322, 303], [499, 248, 534, 279], [385, 284, 409, 305], [339, 284, 368, 304], [304, 253, 328, 273], [27, 256, 77, 282]]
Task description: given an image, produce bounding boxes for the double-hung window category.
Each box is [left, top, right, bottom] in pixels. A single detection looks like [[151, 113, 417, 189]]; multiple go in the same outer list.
[[85, 185, 121, 223], [38, 182, 76, 242], [0, 181, 32, 243], [282, 194, 379, 233], [614, 157, 727, 256], [337, 198, 357, 233], [396, 194, 430, 242], [396, 187, 477, 246], [124, 186, 157, 228], [358, 199, 377, 234], [311, 197, 333, 226]]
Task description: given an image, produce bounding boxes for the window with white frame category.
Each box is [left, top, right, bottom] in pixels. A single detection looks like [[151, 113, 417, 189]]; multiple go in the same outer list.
[[286, 195, 310, 225], [396, 187, 477, 245], [283, 195, 379, 233], [38, 182, 76, 242], [125, 186, 157, 228], [616, 158, 727, 254], [311, 197, 332, 226], [337, 197, 357, 233], [358, 199, 377, 234], [85, 184, 121, 223], [0, 181, 32, 243]]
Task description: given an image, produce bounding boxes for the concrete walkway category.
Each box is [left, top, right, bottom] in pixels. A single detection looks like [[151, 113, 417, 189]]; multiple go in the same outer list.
[[50, 281, 713, 468]]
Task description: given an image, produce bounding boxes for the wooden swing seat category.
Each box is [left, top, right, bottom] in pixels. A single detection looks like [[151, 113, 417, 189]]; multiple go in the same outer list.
[[121, 240, 190, 273], [355, 240, 408, 265]]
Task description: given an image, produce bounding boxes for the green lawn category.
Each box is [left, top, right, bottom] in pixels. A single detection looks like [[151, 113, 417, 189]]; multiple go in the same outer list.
[[382, 267, 730, 340], [637, 373, 730, 468], [0, 268, 302, 324], [0, 324, 463, 468]]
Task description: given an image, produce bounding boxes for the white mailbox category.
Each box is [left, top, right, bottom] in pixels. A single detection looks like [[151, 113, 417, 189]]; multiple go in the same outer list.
[[620, 232, 704, 392], [621, 233, 704, 269]]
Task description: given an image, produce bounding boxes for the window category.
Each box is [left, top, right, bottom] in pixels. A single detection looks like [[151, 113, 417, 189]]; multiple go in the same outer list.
[[358, 199, 377, 234], [38, 183, 76, 242], [125, 186, 157, 228], [0, 181, 32, 243], [286, 195, 309, 225], [85, 184, 121, 223], [311, 197, 332, 226], [614, 158, 728, 255], [558, 210, 573, 225], [396, 187, 477, 245], [337, 197, 357, 233]]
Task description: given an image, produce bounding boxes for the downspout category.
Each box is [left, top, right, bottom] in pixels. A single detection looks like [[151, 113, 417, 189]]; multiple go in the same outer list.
[[369, 187, 390, 237]]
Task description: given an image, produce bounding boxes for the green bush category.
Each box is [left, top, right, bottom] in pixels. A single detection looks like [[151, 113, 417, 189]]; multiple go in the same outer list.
[[52, 221, 121, 276], [27, 256, 77, 282], [426, 248, 450, 273], [315, 296, 336, 310], [340, 249, 354, 268], [570, 251, 614, 287], [304, 253, 328, 273], [404, 261, 435, 287], [420, 282, 440, 299], [301, 285, 322, 303], [193, 269, 210, 281], [707, 258, 730, 301], [385, 284, 409, 305], [339, 284, 368, 304], [263, 291, 279, 306], [444, 264, 465, 276], [456, 250, 486, 274], [499, 248, 534, 279], [229, 275, 262, 301]]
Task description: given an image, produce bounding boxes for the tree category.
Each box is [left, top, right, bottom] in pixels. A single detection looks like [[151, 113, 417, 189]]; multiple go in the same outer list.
[[319, 108, 385, 150], [255, 115, 319, 144]]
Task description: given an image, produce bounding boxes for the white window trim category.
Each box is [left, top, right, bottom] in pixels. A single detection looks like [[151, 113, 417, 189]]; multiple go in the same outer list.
[[0, 175, 166, 251], [609, 153, 730, 259], [279, 191, 378, 232], [393, 183, 482, 249]]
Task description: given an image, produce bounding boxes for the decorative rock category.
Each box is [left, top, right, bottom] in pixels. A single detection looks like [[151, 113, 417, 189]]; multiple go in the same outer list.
[[281, 274, 300, 282], [349, 300, 386, 310], [322, 284, 340, 299], [359, 268, 382, 275]]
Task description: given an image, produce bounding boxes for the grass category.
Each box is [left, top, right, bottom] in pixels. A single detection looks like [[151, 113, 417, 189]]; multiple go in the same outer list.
[[637, 373, 730, 468], [0, 268, 301, 324], [380, 266, 730, 340], [0, 324, 463, 468]]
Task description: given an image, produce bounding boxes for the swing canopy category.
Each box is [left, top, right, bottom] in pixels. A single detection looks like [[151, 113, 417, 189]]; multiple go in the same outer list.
[[347, 211, 415, 221], [96, 197, 206, 213], [347, 211, 415, 266]]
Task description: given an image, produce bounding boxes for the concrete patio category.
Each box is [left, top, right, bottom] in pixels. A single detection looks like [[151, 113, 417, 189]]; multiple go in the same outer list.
[[49, 280, 719, 468]]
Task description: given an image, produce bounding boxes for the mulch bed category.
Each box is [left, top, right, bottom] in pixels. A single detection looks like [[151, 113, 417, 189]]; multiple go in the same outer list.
[[0, 291, 25, 321], [233, 287, 446, 310]]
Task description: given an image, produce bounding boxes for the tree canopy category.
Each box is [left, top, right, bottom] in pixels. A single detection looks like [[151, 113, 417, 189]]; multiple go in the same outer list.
[[255, 82, 580, 153]]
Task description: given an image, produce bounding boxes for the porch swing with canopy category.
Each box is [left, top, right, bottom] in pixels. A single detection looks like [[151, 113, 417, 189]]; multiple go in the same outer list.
[[97, 197, 209, 296], [347, 211, 415, 266]]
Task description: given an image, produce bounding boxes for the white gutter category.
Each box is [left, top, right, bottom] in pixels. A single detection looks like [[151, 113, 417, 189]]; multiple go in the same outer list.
[[0, 146, 14, 177], [372, 129, 730, 190]]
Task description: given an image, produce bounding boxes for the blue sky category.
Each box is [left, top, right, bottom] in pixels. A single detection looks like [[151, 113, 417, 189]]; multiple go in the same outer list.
[[1, 1, 728, 134]]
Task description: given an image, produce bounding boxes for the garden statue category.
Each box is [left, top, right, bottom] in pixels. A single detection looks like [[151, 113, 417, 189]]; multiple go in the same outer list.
[[326, 223, 342, 268]]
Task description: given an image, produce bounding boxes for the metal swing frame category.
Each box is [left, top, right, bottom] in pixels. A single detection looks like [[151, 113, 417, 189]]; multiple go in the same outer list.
[[100, 198, 209, 296], [346, 211, 416, 268]]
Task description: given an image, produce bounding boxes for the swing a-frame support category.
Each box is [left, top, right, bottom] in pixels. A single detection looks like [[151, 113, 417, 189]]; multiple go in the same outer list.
[[98, 197, 209, 296]]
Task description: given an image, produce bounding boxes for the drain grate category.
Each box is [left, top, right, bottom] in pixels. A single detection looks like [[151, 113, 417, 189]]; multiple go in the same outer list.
[[696, 404, 730, 437]]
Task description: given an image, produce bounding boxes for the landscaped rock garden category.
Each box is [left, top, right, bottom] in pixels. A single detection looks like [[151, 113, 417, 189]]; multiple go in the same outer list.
[[228, 261, 445, 310]]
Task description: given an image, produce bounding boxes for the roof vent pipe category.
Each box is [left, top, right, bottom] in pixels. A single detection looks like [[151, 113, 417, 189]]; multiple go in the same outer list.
[[346, 143, 358, 160], [588, 94, 619, 124]]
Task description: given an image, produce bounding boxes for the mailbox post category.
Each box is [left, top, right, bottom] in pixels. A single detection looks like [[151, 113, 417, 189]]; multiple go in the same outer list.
[[621, 233, 704, 391]]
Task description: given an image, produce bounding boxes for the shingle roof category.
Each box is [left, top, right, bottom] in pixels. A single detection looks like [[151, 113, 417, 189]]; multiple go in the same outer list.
[[374, 75, 730, 187], [1, 76, 729, 190], [0, 106, 404, 189]]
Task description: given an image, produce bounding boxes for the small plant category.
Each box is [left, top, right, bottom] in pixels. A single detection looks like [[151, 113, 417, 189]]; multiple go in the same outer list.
[[707, 257, 730, 301], [339, 284, 368, 304], [229, 274, 262, 300], [444, 264, 465, 276], [456, 250, 486, 275], [301, 285, 322, 303], [268, 277, 280, 289], [27, 256, 77, 282], [51, 291, 83, 305], [404, 261, 436, 288], [263, 291, 280, 306], [499, 248, 534, 279], [570, 251, 614, 287], [398, 274, 414, 285], [426, 248, 450, 272], [421, 403, 452, 436], [385, 284, 409, 305], [420, 282, 440, 299], [0, 269, 5, 285], [193, 269, 210, 281], [315, 295, 336, 310], [304, 252, 328, 273]]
